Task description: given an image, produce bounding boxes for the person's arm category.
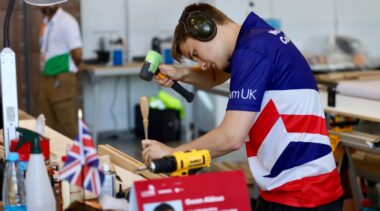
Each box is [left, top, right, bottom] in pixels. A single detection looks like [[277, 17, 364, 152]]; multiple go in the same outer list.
[[64, 15, 83, 71], [157, 64, 230, 89], [142, 110, 256, 163], [71, 47, 82, 70], [181, 65, 230, 89]]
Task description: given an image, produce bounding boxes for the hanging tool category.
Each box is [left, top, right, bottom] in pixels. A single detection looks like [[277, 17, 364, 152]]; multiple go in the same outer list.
[[139, 96, 149, 140], [137, 149, 211, 177], [139, 50, 195, 103]]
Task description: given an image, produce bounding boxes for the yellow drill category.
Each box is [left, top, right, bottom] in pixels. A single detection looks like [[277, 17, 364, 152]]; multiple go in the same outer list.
[[148, 149, 211, 177]]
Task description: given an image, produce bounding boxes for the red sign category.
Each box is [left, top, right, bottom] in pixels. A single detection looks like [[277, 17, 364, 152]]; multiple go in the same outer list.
[[129, 170, 251, 211]]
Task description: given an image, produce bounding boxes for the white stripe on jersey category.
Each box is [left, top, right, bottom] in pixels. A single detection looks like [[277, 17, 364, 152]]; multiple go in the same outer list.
[[248, 152, 336, 191], [260, 89, 325, 117]]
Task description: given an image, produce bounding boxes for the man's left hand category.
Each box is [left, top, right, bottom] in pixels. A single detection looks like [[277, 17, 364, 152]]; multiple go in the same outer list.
[[141, 139, 174, 165]]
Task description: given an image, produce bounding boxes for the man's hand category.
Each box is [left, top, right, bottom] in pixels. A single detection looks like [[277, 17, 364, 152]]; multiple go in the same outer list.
[[141, 139, 174, 165], [154, 64, 188, 87]]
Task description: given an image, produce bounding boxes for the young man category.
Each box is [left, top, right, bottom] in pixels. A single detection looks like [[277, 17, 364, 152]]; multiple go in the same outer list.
[[142, 3, 343, 210], [39, 5, 82, 139]]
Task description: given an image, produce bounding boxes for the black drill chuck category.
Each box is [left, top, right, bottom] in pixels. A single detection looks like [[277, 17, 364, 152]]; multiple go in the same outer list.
[[149, 156, 177, 173]]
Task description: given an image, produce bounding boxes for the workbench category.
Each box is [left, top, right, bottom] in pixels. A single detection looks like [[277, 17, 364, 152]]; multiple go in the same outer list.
[[315, 70, 380, 123], [0, 111, 166, 208], [315, 70, 380, 210]]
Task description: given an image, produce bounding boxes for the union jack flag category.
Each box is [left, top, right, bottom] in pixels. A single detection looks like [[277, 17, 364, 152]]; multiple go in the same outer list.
[[60, 115, 104, 195]]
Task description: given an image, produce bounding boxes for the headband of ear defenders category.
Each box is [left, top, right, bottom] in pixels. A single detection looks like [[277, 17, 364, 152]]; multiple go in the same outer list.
[[179, 11, 217, 42]]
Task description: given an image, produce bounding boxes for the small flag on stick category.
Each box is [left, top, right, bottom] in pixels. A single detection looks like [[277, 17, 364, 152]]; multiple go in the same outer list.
[[60, 109, 104, 195]]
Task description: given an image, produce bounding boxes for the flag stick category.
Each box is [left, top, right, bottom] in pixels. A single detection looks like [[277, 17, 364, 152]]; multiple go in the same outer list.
[[78, 109, 86, 202]]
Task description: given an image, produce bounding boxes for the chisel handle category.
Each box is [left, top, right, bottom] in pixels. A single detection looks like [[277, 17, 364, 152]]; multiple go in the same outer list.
[[139, 96, 149, 139]]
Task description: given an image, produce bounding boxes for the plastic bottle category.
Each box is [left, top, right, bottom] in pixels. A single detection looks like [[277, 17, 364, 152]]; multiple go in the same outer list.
[[101, 163, 115, 197], [16, 127, 56, 211], [2, 152, 26, 211]]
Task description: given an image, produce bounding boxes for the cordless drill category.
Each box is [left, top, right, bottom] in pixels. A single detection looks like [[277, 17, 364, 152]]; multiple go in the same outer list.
[[139, 50, 195, 103], [148, 149, 211, 177]]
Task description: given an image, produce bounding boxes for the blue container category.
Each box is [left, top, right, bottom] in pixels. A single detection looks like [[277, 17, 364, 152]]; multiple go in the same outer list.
[[112, 49, 123, 66], [163, 48, 174, 64]]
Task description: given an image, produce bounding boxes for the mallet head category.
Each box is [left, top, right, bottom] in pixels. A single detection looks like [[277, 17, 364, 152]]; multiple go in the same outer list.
[[139, 50, 162, 81]]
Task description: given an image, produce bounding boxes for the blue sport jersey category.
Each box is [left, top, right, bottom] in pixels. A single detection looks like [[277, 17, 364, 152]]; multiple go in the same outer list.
[[227, 12, 318, 112], [226, 12, 343, 208]]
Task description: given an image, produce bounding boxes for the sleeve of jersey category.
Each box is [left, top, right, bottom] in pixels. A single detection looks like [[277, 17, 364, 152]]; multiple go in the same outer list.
[[65, 18, 82, 50], [227, 50, 273, 112]]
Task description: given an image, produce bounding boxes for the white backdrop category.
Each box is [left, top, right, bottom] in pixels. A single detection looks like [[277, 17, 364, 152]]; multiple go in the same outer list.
[[81, 0, 380, 60]]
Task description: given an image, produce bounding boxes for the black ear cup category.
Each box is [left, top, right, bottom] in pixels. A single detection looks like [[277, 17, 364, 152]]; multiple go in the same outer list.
[[181, 11, 217, 42], [186, 13, 217, 41]]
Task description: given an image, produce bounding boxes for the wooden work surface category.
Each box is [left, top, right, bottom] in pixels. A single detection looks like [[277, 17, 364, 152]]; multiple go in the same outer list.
[[314, 69, 380, 84], [84, 62, 143, 72], [316, 70, 380, 123], [0, 111, 165, 192]]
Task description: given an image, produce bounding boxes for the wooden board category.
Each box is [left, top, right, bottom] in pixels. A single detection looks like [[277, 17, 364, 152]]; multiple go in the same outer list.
[[19, 110, 34, 120], [98, 145, 167, 180], [329, 130, 380, 144], [324, 106, 380, 123], [84, 62, 143, 72], [314, 70, 380, 83]]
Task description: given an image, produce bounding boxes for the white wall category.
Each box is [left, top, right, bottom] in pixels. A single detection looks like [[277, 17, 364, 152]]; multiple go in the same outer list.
[[81, 0, 208, 60], [337, 0, 380, 56], [81, 0, 380, 59], [81, 0, 128, 59], [215, 0, 380, 57], [128, 0, 184, 59]]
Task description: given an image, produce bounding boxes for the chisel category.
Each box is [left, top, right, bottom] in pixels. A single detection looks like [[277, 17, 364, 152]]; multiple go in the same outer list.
[[139, 96, 149, 140]]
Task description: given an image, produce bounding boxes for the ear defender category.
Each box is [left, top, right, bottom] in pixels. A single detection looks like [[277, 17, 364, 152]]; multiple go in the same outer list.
[[180, 11, 217, 42]]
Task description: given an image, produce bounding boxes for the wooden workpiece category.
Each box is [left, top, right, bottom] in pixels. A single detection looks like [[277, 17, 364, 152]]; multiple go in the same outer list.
[[98, 144, 167, 180], [83, 62, 143, 72]]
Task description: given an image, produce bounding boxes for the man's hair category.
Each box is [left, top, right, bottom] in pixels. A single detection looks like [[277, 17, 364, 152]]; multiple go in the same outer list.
[[171, 3, 232, 62]]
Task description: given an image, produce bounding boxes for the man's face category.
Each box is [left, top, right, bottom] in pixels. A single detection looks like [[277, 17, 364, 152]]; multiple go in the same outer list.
[[179, 36, 230, 71], [41, 5, 59, 17]]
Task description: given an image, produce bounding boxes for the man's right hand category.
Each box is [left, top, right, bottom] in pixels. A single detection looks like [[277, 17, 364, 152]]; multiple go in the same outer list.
[[154, 64, 188, 87]]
